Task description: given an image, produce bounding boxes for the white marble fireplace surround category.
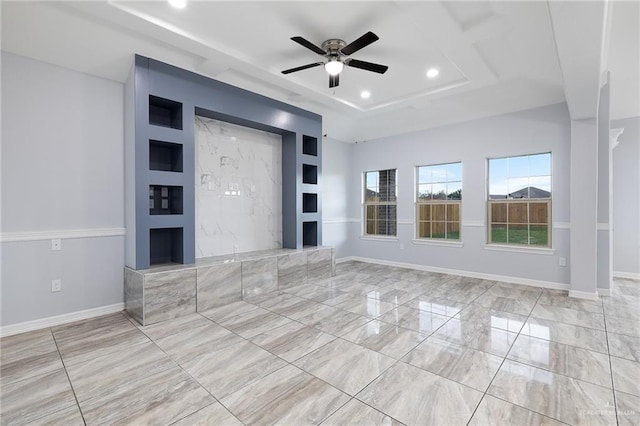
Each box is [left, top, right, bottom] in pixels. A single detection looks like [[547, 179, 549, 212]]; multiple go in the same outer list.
[[195, 116, 283, 258], [125, 247, 335, 326]]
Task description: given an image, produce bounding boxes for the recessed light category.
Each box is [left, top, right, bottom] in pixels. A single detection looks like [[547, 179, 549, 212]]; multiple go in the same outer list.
[[426, 68, 439, 78], [360, 91, 371, 99], [168, 0, 186, 9]]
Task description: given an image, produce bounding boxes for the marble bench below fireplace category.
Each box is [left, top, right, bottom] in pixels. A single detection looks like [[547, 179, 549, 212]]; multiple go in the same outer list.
[[124, 246, 335, 326]]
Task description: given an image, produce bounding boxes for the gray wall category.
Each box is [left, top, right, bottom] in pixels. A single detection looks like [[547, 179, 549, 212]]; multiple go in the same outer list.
[[1, 52, 125, 326], [343, 103, 572, 286], [612, 116, 640, 275]]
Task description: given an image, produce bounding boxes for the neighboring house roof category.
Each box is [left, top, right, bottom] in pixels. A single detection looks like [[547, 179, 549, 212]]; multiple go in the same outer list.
[[490, 187, 551, 199], [509, 186, 551, 199]]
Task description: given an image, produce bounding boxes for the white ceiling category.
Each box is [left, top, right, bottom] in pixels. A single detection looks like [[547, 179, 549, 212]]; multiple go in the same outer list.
[[1, 1, 638, 142]]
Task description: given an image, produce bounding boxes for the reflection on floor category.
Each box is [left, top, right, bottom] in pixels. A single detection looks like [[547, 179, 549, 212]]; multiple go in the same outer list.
[[1, 261, 639, 425]]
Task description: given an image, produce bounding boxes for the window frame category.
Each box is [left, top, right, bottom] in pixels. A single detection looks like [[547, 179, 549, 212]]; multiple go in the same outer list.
[[486, 152, 552, 248], [362, 168, 398, 237], [415, 162, 463, 242]]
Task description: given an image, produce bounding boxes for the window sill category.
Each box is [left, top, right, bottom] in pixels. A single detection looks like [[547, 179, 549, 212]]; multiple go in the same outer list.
[[360, 236, 399, 242], [484, 244, 555, 255], [412, 239, 463, 248]]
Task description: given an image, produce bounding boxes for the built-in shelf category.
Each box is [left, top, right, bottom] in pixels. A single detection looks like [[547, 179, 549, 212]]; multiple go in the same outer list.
[[149, 140, 183, 172], [303, 193, 318, 213], [302, 135, 318, 156], [302, 164, 318, 185], [149, 95, 183, 130], [149, 227, 184, 265], [149, 185, 183, 215], [303, 221, 318, 246]]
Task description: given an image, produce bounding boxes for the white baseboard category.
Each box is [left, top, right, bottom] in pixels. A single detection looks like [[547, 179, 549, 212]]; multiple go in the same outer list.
[[569, 290, 600, 300], [597, 287, 611, 297], [338, 256, 569, 291], [0, 303, 124, 338], [613, 271, 640, 280]]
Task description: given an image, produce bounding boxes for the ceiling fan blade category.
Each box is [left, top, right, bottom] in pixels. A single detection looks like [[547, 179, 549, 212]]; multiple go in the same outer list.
[[340, 31, 379, 56], [291, 36, 326, 55], [345, 58, 389, 74], [329, 73, 340, 88], [282, 62, 324, 74]]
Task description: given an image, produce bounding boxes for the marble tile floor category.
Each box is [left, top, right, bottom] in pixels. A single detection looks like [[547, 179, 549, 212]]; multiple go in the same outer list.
[[1, 262, 639, 425]]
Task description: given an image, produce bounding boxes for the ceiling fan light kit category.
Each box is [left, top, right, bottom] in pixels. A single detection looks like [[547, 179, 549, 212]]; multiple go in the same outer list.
[[282, 31, 389, 88]]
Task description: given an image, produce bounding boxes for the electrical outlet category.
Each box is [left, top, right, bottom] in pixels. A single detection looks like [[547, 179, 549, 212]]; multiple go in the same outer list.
[[559, 257, 567, 267], [51, 279, 62, 292], [51, 239, 62, 251]]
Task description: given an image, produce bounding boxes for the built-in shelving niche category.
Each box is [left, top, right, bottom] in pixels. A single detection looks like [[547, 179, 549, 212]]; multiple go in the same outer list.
[[302, 135, 318, 156], [149, 140, 183, 172], [150, 228, 184, 265], [302, 193, 318, 213], [149, 95, 183, 130], [302, 164, 318, 185], [302, 221, 318, 246], [149, 185, 183, 215]]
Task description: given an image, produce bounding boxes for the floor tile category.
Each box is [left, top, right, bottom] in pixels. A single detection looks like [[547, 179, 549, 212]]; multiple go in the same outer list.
[[488, 359, 616, 425], [216, 307, 293, 339], [468, 395, 565, 426], [172, 401, 242, 426], [342, 320, 428, 359], [611, 356, 640, 396], [431, 318, 517, 357], [321, 398, 403, 425], [356, 362, 483, 426], [294, 339, 395, 395], [25, 404, 84, 426], [221, 364, 350, 426], [0, 369, 77, 426], [153, 321, 243, 365], [486, 283, 542, 302], [472, 293, 536, 316], [539, 289, 603, 313], [364, 288, 418, 306], [614, 280, 640, 297], [507, 334, 612, 387], [608, 332, 640, 362], [0, 349, 63, 386], [377, 306, 449, 334], [616, 391, 640, 426], [333, 295, 397, 318], [606, 314, 640, 338], [138, 313, 211, 341], [198, 300, 261, 323], [79, 366, 213, 426], [402, 295, 466, 317], [604, 298, 640, 321], [0, 329, 57, 364], [531, 304, 606, 330], [250, 321, 337, 362], [182, 340, 288, 399], [403, 337, 503, 391], [293, 304, 370, 336], [51, 313, 150, 365], [454, 305, 528, 333], [520, 317, 608, 353], [336, 281, 380, 296], [65, 340, 175, 402]]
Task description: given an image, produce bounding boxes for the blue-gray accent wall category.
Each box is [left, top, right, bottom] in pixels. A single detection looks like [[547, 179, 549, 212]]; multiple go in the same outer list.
[[125, 55, 322, 269]]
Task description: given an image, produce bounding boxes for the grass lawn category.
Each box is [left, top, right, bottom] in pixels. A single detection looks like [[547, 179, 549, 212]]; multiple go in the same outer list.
[[491, 227, 548, 246]]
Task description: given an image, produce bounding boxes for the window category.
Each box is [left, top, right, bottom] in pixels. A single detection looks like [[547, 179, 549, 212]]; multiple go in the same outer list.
[[364, 169, 397, 236], [488, 153, 551, 247], [416, 162, 462, 240]]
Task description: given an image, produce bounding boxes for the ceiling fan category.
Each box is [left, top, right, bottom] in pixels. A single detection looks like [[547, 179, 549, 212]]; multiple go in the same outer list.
[[282, 31, 389, 88]]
